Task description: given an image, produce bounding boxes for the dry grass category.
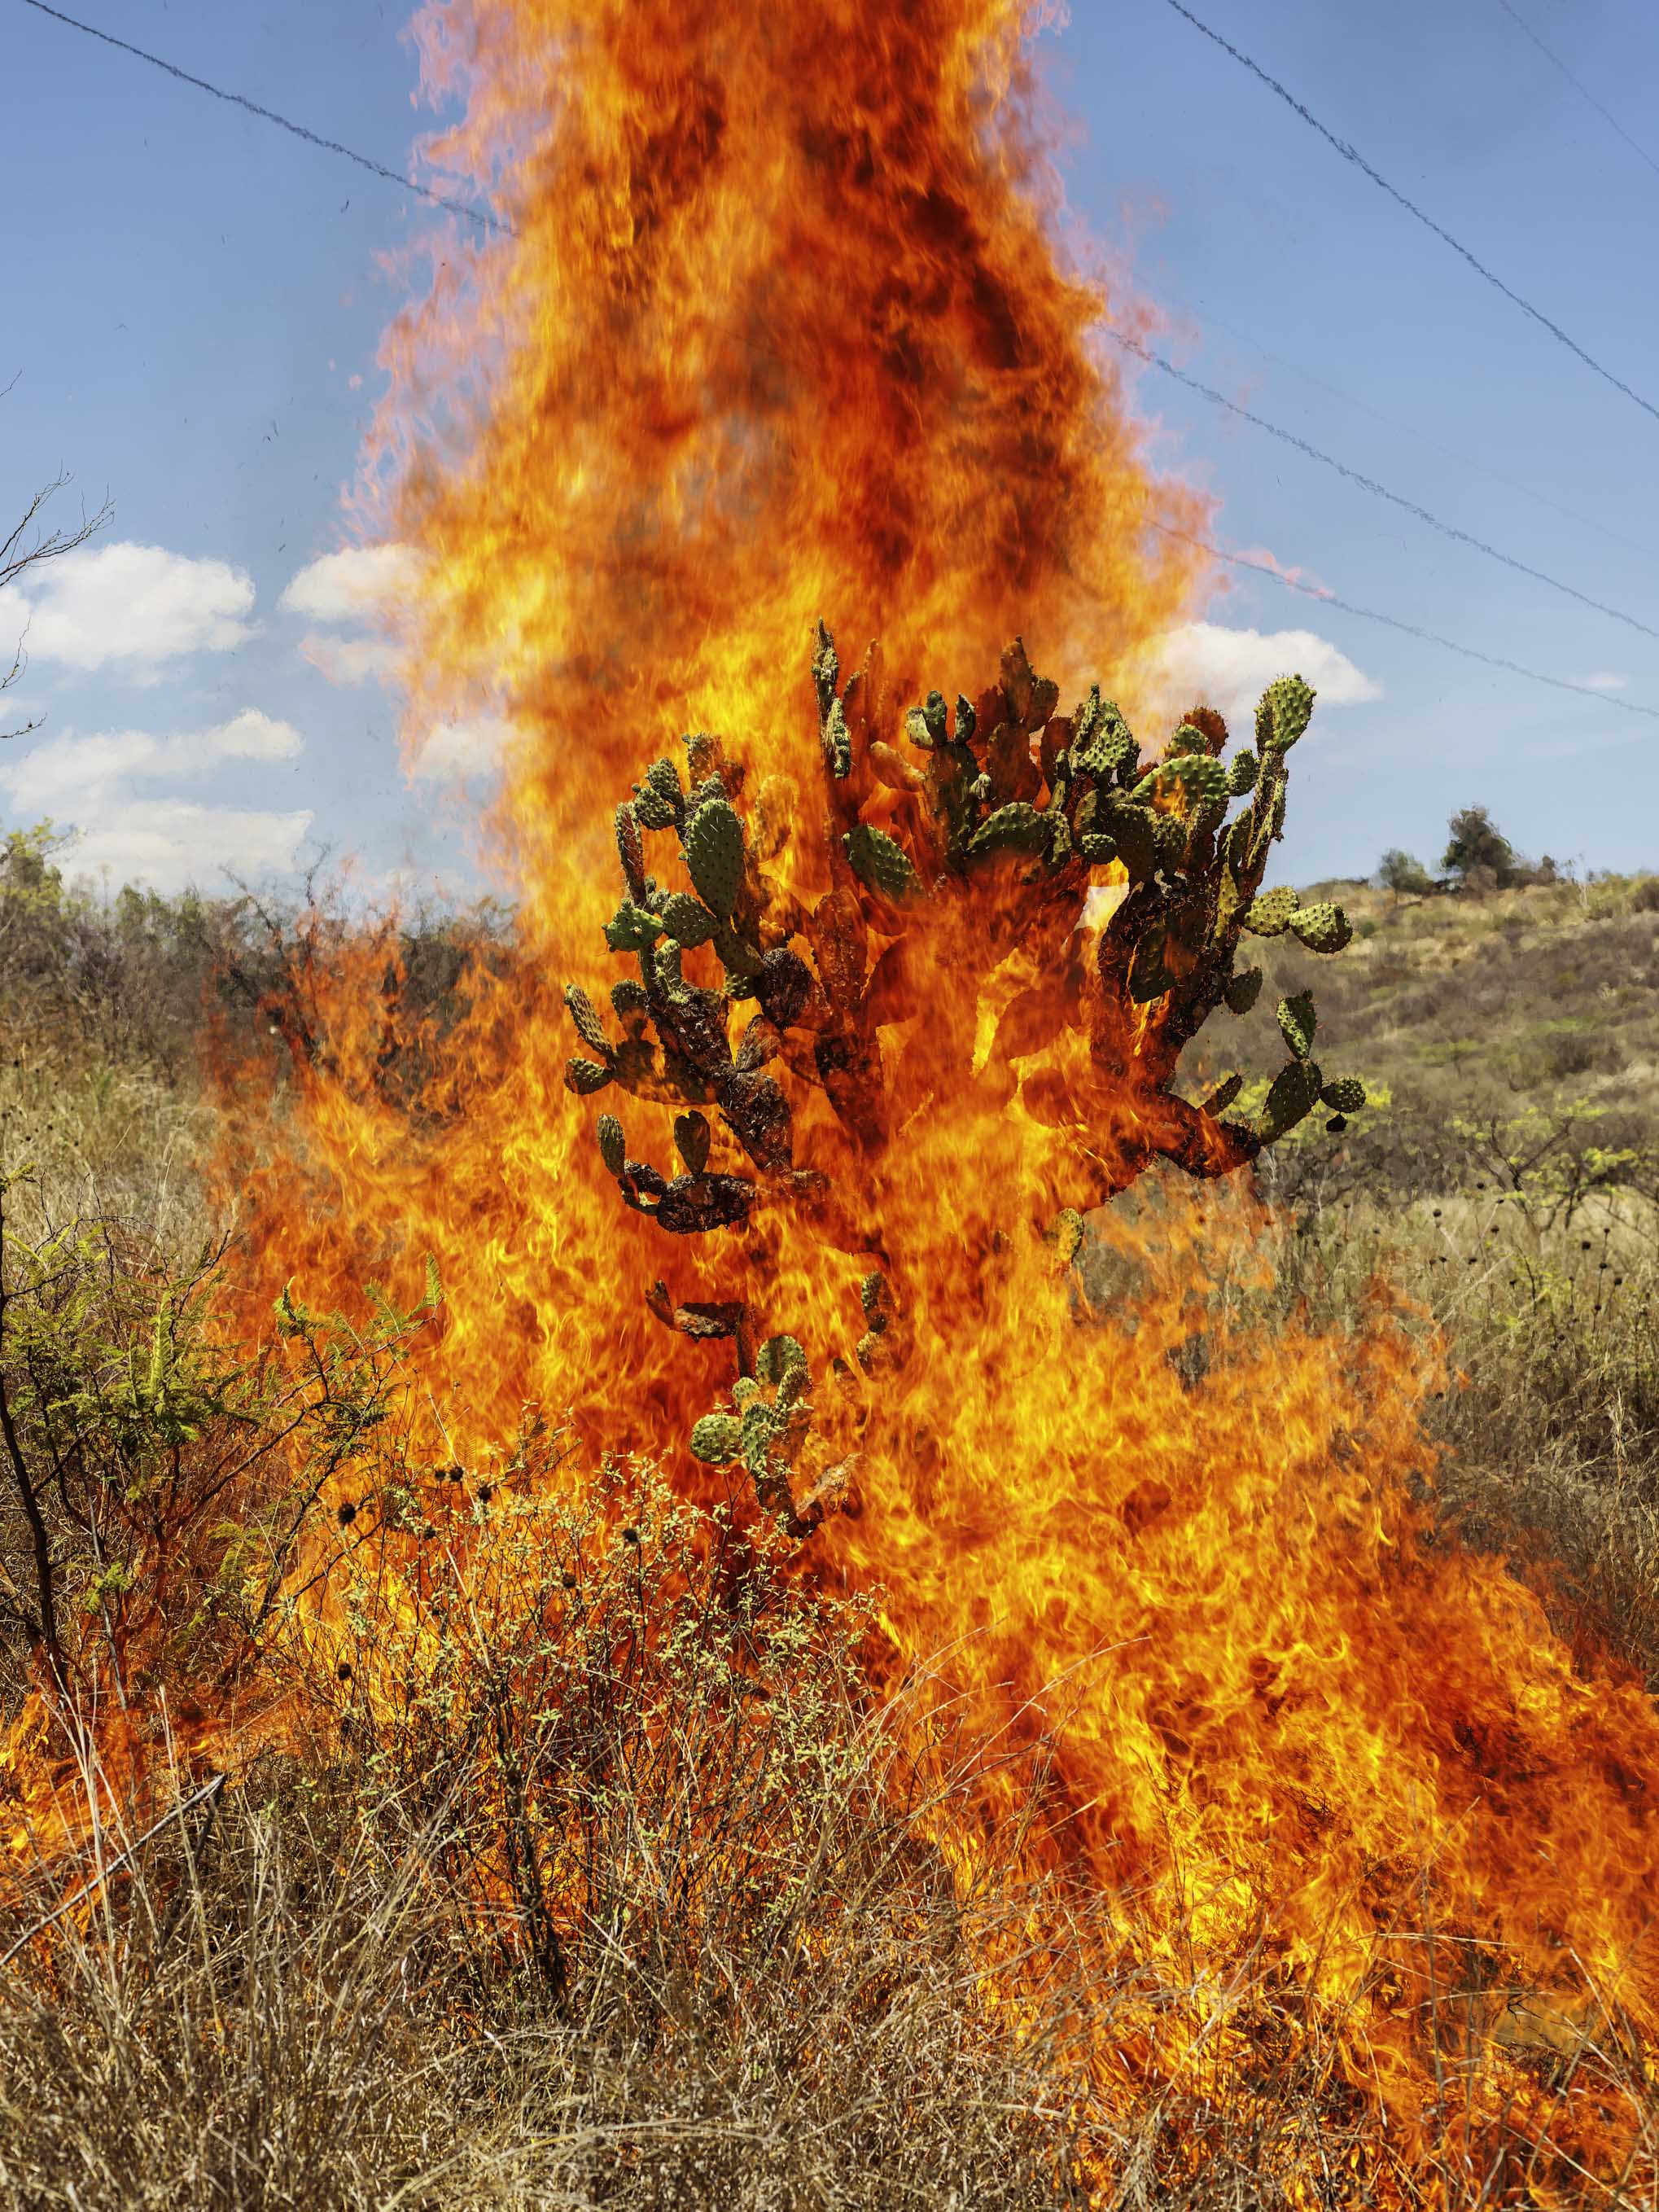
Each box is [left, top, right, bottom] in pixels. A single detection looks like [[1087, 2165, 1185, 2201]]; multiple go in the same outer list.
[[0, 1474, 1095, 2210]]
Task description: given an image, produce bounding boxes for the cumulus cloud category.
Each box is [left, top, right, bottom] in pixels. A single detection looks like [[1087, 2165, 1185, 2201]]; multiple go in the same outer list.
[[1134, 623, 1381, 734], [409, 713, 519, 783], [282, 545, 420, 690], [0, 708, 309, 893], [279, 545, 421, 624], [0, 542, 256, 673], [63, 802, 313, 896], [1, 709, 303, 817]]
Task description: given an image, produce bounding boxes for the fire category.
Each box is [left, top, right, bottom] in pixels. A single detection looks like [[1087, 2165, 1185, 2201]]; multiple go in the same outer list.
[[111, 0, 1659, 2192]]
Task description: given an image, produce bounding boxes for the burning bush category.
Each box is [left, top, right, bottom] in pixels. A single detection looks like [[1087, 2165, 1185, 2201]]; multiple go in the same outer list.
[[562, 628, 1365, 1526]]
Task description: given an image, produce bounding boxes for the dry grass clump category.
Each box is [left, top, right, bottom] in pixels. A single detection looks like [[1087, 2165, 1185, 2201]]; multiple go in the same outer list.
[[0, 1473, 1094, 2210]]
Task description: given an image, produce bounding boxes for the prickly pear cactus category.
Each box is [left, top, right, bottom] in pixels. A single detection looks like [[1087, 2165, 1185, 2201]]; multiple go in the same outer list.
[[559, 625, 1364, 1522]]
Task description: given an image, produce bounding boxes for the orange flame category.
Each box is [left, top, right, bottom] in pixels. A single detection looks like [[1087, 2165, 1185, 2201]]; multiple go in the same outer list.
[[188, 0, 1659, 2192]]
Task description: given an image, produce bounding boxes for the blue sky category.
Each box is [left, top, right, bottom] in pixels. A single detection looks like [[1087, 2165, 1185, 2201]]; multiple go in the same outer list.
[[2, 0, 1656, 898]]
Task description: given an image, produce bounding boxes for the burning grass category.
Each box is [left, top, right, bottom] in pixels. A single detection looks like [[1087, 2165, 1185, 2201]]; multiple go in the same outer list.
[[2, 1025, 1659, 2204]]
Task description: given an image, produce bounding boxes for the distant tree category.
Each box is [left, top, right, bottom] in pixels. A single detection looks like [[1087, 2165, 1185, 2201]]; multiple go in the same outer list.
[[1442, 806, 1518, 892], [1377, 848, 1433, 898]]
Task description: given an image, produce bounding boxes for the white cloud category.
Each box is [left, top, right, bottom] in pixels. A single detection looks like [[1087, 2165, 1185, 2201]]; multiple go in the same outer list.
[[212, 707, 304, 761], [279, 544, 421, 624], [409, 714, 519, 783], [282, 545, 419, 694], [299, 633, 402, 686], [1578, 671, 1628, 693], [0, 543, 256, 673], [1134, 623, 1382, 736], [0, 710, 304, 817], [0, 709, 309, 893], [63, 801, 313, 896]]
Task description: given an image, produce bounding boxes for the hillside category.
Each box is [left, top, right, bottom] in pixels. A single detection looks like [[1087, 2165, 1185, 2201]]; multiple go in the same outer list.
[[1201, 871, 1659, 1220]]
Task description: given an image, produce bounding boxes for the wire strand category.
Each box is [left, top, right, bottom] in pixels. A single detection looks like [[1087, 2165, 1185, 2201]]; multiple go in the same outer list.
[[1148, 520, 1659, 719], [1495, 0, 1659, 183], [17, 0, 510, 236], [1110, 329, 1659, 639], [1158, 0, 1659, 427]]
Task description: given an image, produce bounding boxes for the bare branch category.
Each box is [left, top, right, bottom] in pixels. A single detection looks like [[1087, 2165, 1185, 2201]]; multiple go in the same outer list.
[[0, 432, 114, 739]]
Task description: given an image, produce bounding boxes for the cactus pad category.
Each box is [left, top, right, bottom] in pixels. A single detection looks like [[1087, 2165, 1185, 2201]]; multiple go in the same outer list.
[[967, 802, 1048, 860], [595, 1113, 627, 1176], [685, 797, 746, 916], [634, 782, 677, 831], [673, 1110, 712, 1174], [1243, 887, 1299, 937], [1276, 992, 1317, 1062], [1286, 900, 1353, 954], [689, 1413, 743, 1464], [564, 1056, 614, 1097], [1261, 1058, 1321, 1137], [604, 898, 663, 953], [660, 891, 720, 948], [846, 821, 920, 902], [1227, 749, 1260, 798], [1224, 966, 1263, 1015], [1320, 1075, 1367, 1115], [563, 984, 611, 1056], [1258, 676, 1316, 753]]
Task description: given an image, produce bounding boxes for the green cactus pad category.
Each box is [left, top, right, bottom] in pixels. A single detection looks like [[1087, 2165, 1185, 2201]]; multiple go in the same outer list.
[[712, 925, 766, 978], [595, 1113, 627, 1176], [966, 802, 1049, 860], [1079, 832, 1119, 866], [562, 984, 611, 1056], [1223, 966, 1263, 1015], [1202, 1072, 1244, 1116], [689, 1413, 744, 1465], [673, 1110, 711, 1175], [685, 798, 746, 917], [954, 694, 977, 744], [1073, 716, 1138, 786], [1276, 991, 1317, 1061], [1227, 749, 1259, 798], [646, 756, 683, 804], [634, 782, 677, 831], [1320, 1075, 1367, 1114], [564, 1056, 614, 1097], [1286, 900, 1354, 954], [1134, 753, 1229, 808], [611, 979, 648, 1018], [604, 898, 663, 953], [755, 1334, 808, 1385], [1258, 676, 1315, 754], [1243, 887, 1299, 937], [660, 891, 720, 948], [846, 821, 920, 902], [1261, 1058, 1321, 1137]]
